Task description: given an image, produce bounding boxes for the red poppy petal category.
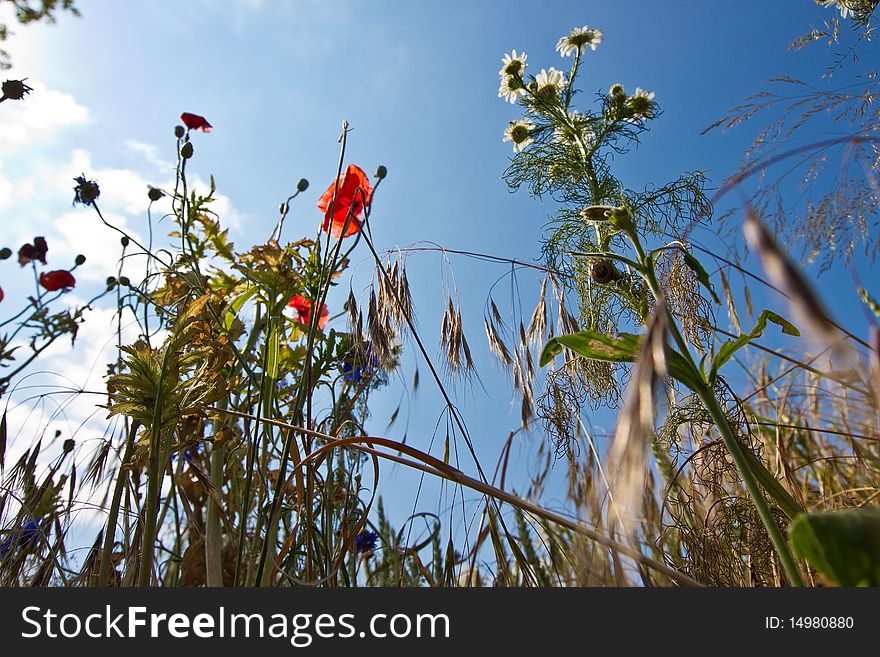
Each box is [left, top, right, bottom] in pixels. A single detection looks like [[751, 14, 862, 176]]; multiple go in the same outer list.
[[317, 303, 329, 330], [39, 270, 76, 292], [181, 112, 213, 132]]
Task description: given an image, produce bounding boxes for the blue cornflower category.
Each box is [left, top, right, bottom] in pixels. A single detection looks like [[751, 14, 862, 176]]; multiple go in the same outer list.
[[355, 529, 379, 554], [340, 341, 379, 383], [0, 519, 43, 557]]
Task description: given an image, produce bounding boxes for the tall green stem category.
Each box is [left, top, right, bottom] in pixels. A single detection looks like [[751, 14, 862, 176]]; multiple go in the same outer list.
[[98, 421, 140, 586]]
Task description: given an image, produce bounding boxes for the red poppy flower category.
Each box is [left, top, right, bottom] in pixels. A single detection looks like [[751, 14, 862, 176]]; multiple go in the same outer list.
[[287, 294, 329, 330], [18, 237, 48, 267], [39, 270, 76, 292], [180, 112, 213, 132], [0, 286, 4, 303], [317, 164, 373, 238]]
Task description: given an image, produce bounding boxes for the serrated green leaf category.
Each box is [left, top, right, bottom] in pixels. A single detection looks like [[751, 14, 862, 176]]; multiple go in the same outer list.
[[789, 509, 880, 586]]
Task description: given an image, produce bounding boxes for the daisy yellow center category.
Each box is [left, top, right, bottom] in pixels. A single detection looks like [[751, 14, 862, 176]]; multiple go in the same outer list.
[[510, 125, 531, 143], [536, 84, 557, 100]]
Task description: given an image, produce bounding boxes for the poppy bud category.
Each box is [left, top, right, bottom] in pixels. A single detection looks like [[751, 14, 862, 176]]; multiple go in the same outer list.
[[174, 125, 185, 139], [148, 187, 164, 202], [63, 438, 75, 453], [591, 260, 620, 285], [118, 275, 131, 287], [181, 142, 194, 159], [0, 247, 11, 260], [279, 202, 288, 215], [297, 178, 309, 192], [106, 276, 117, 289], [375, 165, 387, 180], [75, 254, 86, 266], [120, 236, 130, 247]]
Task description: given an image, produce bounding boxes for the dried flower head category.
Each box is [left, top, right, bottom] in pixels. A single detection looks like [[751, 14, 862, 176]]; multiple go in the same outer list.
[[1, 78, 33, 101], [73, 175, 100, 206]]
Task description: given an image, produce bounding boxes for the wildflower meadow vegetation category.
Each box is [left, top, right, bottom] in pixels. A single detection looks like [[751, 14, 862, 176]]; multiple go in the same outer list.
[[2, 0, 880, 588]]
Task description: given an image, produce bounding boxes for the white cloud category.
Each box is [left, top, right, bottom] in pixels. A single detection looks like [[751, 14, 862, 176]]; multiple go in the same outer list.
[[0, 81, 89, 155], [124, 139, 176, 175]]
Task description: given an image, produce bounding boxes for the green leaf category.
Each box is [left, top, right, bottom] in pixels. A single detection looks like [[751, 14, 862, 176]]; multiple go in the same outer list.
[[789, 509, 880, 586], [0, 410, 6, 471], [539, 330, 640, 367], [266, 324, 280, 379], [741, 448, 804, 520], [682, 250, 720, 304], [222, 287, 257, 332], [711, 309, 799, 380]]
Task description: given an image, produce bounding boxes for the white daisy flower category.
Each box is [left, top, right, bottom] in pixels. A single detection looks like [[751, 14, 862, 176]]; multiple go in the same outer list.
[[499, 75, 525, 104], [556, 25, 603, 57], [818, 0, 851, 19], [499, 50, 528, 77], [503, 119, 536, 152], [533, 68, 566, 102], [498, 50, 528, 103], [626, 87, 656, 118]]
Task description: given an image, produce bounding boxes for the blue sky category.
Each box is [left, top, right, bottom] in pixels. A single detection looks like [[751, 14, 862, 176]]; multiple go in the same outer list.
[[2, 0, 875, 548]]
